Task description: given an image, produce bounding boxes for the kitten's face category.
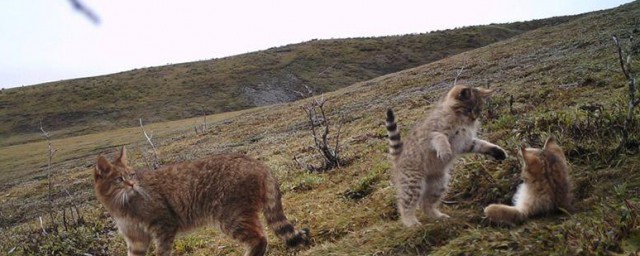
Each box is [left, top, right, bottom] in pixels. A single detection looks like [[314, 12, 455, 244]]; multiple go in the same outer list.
[[519, 137, 566, 182], [94, 147, 147, 206], [445, 85, 494, 120]]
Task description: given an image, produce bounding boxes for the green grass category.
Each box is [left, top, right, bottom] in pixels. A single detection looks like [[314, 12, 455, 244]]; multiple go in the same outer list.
[[1, 1, 640, 255], [0, 108, 256, 186]]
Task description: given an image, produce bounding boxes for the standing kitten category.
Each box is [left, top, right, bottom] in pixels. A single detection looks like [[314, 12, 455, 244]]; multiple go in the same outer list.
[[94, 147, 309, 256], [386, 84, 507, 227], [484, 137, 573, 226]]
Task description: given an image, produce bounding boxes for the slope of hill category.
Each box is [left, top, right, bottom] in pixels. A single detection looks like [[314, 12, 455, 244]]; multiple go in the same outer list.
[[1, 1, 639, 255], [0, 16, 582, 146]]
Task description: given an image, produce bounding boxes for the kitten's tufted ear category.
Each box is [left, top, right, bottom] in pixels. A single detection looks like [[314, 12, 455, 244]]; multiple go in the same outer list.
[[543, 136, 558, 150], [543, 136, 564, 156], [519, 144, 526, 158], [519, 144, 535, 164], [95, 155, 112, 180], [476, 87, 494, 98], [116, 146, 128, 167], [457, 87, 472, 101]]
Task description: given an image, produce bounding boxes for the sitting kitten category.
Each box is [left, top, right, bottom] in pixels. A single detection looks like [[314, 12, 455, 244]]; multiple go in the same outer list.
[[484, 136, 573, 226], [386, 84, 507, 227], [94, 147, 309, 256]]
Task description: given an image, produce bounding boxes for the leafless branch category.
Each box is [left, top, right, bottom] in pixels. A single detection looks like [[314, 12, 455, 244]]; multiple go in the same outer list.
[[609, 35, 639, 163], [39, 216, 48, 235], [318, 64, 337, 76], [68, 0, 100, 24], [139, 119, 160, 169], [40, 122, 58, 233], [62, 208, 68, 231], [293, 156, 316, 172], [613, 36, 633, 79], [202, 109, 208, 133], [453, 60, 467, 86], [62, 190, 84, 225], [333, 116, 344, 168], [139, 146, 154, 172], [297, 98, 343, 172]]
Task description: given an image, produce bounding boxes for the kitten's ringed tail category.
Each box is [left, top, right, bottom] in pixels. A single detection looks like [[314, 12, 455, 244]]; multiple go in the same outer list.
[[386, 109, 403, 156]]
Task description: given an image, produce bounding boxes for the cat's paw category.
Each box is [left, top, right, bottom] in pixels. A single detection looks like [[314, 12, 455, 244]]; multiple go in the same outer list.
[[435, 212, 450, 219], [401, 216, 421, 227], [427, 209, 450, 219], [436, 148, 453, 161], [489, 147, 507, 160]]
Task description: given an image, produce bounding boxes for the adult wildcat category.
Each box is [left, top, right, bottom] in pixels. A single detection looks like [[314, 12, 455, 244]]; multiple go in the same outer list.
[[94, 147, 309, 256]]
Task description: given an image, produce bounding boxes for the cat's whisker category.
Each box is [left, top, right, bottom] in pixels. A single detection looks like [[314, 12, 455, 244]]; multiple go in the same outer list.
[[121, 191, 128, 206], [136, 187, 152, 201], [111, 190, 123, 206]]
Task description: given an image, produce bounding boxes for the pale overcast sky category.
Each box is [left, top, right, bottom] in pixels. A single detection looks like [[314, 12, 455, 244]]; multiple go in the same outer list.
[[0, 0, 633, 89]]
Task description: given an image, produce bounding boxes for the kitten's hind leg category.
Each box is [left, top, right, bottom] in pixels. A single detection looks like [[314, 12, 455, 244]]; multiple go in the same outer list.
[[396, 174, 423, 227], [420, 173, 450, 219], [467, 138, 507, 160], [222, 211, 268, 256]]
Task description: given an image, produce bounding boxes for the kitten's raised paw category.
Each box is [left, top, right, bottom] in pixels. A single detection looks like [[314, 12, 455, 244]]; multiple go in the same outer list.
[[436, 149, 453, 161], [489, 147, 507, 160]]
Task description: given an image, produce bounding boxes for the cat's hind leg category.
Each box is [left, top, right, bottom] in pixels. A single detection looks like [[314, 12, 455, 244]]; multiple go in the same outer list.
[[222, 210, 268, 256], [395, 172, 424, 227], [420, 173, 450, 219]]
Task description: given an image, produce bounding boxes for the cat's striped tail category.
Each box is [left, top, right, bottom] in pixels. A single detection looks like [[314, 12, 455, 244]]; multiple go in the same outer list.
[[386, 109, 403, 157], [263, 174, 310, 247], [483, 204, 525, 226]]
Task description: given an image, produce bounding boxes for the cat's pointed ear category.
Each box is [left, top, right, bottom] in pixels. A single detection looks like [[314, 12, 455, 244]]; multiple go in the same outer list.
[[519, 144, 533, 163], [95, 155, 112, 179], [476, 87, 494, 98], [543, 136, 558, 150], [116, 146, 128, 167], [543, 136, 565, 156], [457, 87, 472, 101]]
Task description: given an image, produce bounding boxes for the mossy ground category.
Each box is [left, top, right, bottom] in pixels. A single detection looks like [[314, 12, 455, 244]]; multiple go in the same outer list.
[[1, 2, 639, 255]]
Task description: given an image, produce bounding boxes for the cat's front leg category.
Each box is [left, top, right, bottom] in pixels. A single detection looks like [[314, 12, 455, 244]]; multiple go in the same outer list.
[[431, 132, 453, 160], [467, 138, 507, 160], [153, 234, 176, 256], [115, 219, 151, 256]]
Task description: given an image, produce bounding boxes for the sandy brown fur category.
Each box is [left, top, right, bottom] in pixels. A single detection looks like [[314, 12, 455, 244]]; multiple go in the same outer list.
[[386, 84, 507, 227], [484, 136, 573, 226], [94, 147, 309, 256]]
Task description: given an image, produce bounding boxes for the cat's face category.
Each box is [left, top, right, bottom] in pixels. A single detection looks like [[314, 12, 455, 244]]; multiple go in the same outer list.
[[94, 147, 148, 206], [519, 137, 566, 182], [445, 85, 494, 121]]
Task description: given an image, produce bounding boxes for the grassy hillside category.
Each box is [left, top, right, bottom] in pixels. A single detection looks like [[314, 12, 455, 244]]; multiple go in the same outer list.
[[0, 15, 582, 146], [1, 1, 639, 255]]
